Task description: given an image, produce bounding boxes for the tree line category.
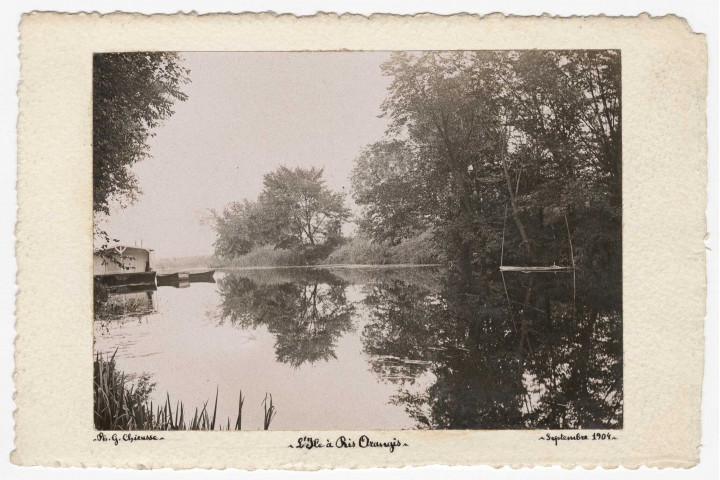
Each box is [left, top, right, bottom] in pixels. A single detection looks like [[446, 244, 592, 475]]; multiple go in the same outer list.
[[215, 50, 621, 279], [352, 50, 621, 280], [92, 51, 621, 279]]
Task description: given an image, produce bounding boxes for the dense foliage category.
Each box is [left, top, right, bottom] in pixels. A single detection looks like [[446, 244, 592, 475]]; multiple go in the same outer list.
[[352, 51, 621, 281], [212, 166, 349, 262], [93, 52, 190, 245], [323, 231, 440, 266]]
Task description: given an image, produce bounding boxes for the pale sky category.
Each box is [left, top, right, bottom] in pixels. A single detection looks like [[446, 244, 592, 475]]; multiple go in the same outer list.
[[98, 52, 392, 258]]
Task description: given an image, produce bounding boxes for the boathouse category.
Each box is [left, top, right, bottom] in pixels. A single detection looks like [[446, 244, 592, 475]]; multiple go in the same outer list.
[[93, 245, 154, 275]]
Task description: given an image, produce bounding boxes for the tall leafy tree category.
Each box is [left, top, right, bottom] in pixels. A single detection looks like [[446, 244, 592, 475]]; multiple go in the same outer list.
[[93, 52, 190, 244], [351, 140, 434, 244], [212, 166, 350, 261], [358, 51, 510, 279], [210, 200, 263, 258], [258, 166, 349, 248], [352, 50, 621, 278]]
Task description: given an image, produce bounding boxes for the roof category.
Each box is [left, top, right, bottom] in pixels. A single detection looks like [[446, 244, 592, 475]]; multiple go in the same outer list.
[[97, 244, 154, 253]]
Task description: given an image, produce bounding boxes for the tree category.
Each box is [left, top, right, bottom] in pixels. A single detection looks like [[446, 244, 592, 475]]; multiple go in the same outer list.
[[493, 50, 621, 217], [258, 166, 349, 248], [93, 52, 190, 244], [210, 200, 264, 258], [351, 140, 434, 244], [352, 51, 621, 278], [359, 51, 510, 280], [212, 166, 350, 263]]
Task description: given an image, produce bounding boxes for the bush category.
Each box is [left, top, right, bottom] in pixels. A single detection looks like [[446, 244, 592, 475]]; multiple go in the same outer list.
[[387, 229, 441, 265], [323, 231, 441, 266], [323, 237, 391, 265], [218, 244, 305, 268], [213, 232, 442, 268]]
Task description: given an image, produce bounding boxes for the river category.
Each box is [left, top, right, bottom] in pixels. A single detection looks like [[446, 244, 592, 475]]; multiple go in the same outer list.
[[94, 265, 622, 430]]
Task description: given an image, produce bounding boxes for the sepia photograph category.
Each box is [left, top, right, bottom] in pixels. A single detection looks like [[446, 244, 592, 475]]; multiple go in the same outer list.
[[8, 3, 714, 469], [92, 50, 622, 432]]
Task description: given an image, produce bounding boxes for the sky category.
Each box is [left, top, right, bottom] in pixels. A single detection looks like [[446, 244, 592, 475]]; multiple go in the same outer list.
[[98, 52, 392, 259]]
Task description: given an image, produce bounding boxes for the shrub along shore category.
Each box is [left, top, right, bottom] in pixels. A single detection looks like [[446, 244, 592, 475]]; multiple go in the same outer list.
[[155, 232, 441, 271]]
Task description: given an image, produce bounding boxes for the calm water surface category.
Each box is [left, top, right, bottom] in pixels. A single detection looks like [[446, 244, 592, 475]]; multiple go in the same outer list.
[[94, 266, 622, 430]]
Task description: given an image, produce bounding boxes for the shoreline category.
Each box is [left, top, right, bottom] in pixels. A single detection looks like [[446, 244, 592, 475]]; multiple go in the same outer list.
[[154, 263, 443, 274], [215, 263, 442, 271]]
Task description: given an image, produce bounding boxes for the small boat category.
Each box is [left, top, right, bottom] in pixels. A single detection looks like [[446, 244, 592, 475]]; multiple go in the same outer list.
[[188, 270, 215, 283], [499, 202, 576, 275], [499, 265, 573, 273], [157, 272, 190, 287], [157, 272, 190, 281]]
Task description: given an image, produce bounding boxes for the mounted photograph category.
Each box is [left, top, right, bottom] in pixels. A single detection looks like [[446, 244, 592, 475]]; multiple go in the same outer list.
[[14, 11, 710, 469], [92, 50, 623, 431]]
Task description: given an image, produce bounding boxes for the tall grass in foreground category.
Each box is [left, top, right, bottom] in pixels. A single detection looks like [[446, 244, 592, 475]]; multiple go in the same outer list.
[[262, 393, 277, 430], [94, 351, 272, 430]]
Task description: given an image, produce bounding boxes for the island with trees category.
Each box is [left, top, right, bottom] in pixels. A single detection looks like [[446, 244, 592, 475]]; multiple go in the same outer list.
[[207, 50, 620, 290]]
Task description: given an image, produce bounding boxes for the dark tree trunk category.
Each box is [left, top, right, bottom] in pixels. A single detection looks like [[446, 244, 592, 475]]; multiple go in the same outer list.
[[499, 132, 535, 262], [458, 240, 473, 292]]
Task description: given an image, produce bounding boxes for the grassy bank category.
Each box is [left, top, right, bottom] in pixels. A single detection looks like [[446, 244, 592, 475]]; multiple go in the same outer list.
[[94, 351, 276, 430], [154, 231, 441, 271], [154, 255, 218, 271], [214, 244, 306, 268], [323, 231, 440, 266], [209, 232, 441, 269]]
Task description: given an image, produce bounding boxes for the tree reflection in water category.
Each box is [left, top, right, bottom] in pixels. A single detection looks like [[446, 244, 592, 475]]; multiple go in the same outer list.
[[215, 266, 621, 429], [360, 270, 622, 430], [217, 270, 355, 367]]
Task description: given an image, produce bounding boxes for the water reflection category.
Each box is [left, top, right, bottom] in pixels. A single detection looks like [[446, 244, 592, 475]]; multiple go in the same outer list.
[[95, 266, 621, 430], [95, 284, 157, 321], [217, 270, 355, 367], [360, 271, 622, 429]]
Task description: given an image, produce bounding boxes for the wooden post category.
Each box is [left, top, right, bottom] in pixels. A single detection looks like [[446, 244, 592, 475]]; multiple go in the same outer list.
[[564, 216, 575, 272], [500, 202, 508, 267], [500, 271, 517, 333], [564, 216, 577, 322]]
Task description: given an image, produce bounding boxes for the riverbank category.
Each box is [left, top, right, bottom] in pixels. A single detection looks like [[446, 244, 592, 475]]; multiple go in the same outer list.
[[155, 233, 441, 271], [216, 263, 441, 271]]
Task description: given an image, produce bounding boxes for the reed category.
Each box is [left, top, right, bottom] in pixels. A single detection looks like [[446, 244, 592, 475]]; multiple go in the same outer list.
[[94, 352, 273, 430], [262, 393, 277, 430], [235, 389, 244, 430]]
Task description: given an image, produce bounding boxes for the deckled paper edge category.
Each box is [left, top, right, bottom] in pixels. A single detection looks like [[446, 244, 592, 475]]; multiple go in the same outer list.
[[13, 12, 707, 470]]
